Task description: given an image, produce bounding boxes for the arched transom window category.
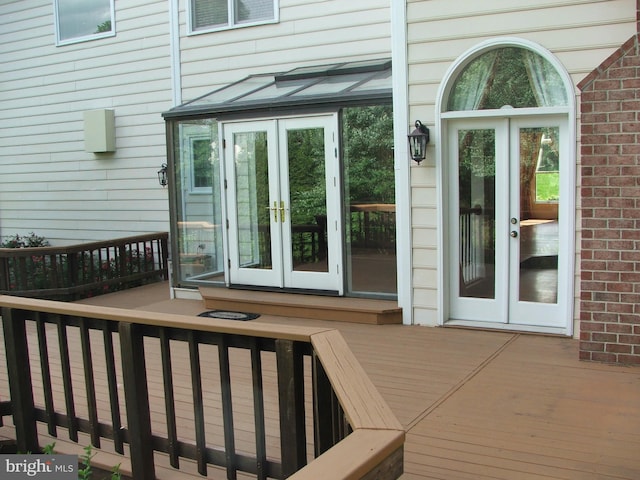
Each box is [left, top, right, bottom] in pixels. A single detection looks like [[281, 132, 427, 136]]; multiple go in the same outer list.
[[447, 47, 568, 111]]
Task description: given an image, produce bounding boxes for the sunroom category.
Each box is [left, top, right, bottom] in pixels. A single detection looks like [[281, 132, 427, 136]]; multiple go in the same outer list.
[[162, 59, 397, 299]]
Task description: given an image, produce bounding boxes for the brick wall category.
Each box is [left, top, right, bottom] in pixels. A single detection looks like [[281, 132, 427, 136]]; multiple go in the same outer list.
[[577, 34, 640, 365]]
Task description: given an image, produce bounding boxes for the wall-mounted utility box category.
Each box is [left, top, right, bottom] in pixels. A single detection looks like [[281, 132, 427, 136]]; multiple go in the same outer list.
[[84, 109, 115, 153]]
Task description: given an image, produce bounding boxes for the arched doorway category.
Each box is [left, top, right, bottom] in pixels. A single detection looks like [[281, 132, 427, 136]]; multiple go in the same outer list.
[[438, 39, 576, 335]]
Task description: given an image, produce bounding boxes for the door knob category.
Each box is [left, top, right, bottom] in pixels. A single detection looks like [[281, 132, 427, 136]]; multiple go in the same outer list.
[[510, 231, 518, 238]]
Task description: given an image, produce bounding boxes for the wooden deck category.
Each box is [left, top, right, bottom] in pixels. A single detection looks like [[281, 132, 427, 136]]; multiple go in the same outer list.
[[3, 282, 640, 479]]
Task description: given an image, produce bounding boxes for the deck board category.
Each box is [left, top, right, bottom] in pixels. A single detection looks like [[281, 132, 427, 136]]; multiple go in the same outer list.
[[2, 282, 639, 479]]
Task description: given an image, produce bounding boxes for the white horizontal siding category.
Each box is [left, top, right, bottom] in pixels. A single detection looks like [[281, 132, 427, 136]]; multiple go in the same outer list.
[[0, 0, 172, 244], [406, 0, 637, 322], [178, 0, 391, 102]]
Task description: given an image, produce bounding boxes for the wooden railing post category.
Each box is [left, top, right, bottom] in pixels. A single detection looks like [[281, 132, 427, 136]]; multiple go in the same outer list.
[[119, 322, 155, 480], [1, 307, 39, 453], [0, 257, 8, 291], [276, 339, 307, 479], [312, 352, 335, 457]]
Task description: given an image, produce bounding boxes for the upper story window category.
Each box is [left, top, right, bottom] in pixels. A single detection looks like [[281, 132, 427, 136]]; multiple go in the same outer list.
[[190, 0, 277, 33], [54, 0, 115, 46]]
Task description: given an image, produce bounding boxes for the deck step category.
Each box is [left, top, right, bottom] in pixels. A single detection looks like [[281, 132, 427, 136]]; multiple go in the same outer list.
[[199, 287, 402, 325]]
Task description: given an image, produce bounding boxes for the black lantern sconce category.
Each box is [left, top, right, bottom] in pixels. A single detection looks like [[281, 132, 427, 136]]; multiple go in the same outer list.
[[157, 163, 168, 187], [408, 120, 430, 165]]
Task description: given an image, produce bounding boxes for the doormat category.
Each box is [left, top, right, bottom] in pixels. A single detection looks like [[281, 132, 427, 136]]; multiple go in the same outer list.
[[198, 310, 260, 321]]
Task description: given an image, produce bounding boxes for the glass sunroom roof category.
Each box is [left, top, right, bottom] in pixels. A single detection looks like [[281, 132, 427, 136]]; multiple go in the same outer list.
[[163, 59, 392, 119]]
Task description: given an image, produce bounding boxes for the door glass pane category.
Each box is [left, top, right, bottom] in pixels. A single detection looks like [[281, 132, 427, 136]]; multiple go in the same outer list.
[[287, 127, 328, 272], [458, 129, 496, 299], [518, 127, 559, 303], [234, 131, 272, 270]]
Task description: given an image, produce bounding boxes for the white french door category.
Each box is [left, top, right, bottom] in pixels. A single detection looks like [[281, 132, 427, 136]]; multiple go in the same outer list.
[[448, 116, 571, 330], [224, 115, 343, 293]]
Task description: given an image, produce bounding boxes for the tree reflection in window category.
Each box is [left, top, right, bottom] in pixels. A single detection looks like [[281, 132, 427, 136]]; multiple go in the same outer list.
[[447, 47, 567, 111]]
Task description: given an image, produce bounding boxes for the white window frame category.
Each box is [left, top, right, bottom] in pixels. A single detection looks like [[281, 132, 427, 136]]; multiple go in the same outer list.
[[188, 0, 279, 35], [54, 0, 115, 46]]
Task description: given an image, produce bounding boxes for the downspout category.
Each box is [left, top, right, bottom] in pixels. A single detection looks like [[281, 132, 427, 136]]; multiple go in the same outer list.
[[168, 0, 181, 298], [169, 0, 182, 106], [391, 0, 413, 325]]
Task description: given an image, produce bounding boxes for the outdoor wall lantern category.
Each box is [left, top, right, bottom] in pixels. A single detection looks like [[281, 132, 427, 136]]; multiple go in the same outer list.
[[408, 120, 430, 165], [157, 163, 168, 187]]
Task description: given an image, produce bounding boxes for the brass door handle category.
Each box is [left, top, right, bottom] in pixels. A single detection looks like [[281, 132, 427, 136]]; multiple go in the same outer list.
[[279, 201, 285, 223], [266, 201, 278, 222]]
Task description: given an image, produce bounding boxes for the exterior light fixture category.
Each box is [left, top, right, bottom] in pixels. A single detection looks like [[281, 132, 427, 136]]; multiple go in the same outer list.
[[408, 120, 430, 165], [158, 163, 168, 187]]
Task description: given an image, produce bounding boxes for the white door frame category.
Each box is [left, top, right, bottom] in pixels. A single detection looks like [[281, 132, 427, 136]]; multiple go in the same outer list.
[[223, 114, 343, 293], [436, 38, 576, 336]]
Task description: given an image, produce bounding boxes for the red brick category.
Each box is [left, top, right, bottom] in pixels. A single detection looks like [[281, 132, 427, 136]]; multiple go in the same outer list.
[[606, 322, 633, 333], [609, 89, 637, 101], [582, 239, 607, 249], [622, 121, 640, 132], [622, 77, 640, 88], [582, 90, 608, 102], [581, 321, 605, 332], [590, 352, 618, 363], [580, 341, 605, 351], [594, 145, 621, 155], [607, 219, 635, 229], [608, 66, 638, 79], [621, 99, 640, 111], [607, 302, 635, 313], [594, 250, 620, 261], [620, 293, 640, 304], [606, 343, 633, 354], [578, 350, 593, 361], [608, 198, 636, 208], [593, 80, 622, 91], [593, 312, 622, 322], [582, 301, 606, 312], [621, 251, 640, 261], [619, 334, 640, 344], [609, 111, 637, 122], [606, 282, 634, 293], [609, 175, 637, 186], [608, 240, 636, 250], [606, 261, 635, 272], [594, 272, 621, 282], [621, 272, 640, 282], [620, 143, 640, 154], [617, 354, 640, 365]]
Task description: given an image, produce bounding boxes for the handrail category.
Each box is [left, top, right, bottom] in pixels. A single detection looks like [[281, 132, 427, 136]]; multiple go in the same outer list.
[[0, 295, 404, 479], [0, 233, 168, 300]]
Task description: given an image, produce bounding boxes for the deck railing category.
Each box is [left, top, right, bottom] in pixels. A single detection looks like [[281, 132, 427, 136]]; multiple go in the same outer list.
[[0, 295, 404, 479], [0, 233, 169, 300]]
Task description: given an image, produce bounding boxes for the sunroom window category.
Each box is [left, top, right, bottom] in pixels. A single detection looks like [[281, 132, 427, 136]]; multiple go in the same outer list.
[[54, 0, 114, 45], [190, 0, 277, 32]]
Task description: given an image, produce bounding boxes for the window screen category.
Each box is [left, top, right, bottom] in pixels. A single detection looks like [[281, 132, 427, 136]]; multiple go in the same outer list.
[[192, 0, 275, 31]]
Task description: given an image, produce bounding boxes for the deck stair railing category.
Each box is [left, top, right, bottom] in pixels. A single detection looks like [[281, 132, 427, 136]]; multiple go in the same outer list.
[[0, 232, 169, 301], [0, 295, 404, 480]]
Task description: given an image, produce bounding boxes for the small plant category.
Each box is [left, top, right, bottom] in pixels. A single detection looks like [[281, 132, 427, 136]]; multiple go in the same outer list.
[[40, 443, 121, 480], [78, 444, 96, 480], [0, 232, 50, 248]]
